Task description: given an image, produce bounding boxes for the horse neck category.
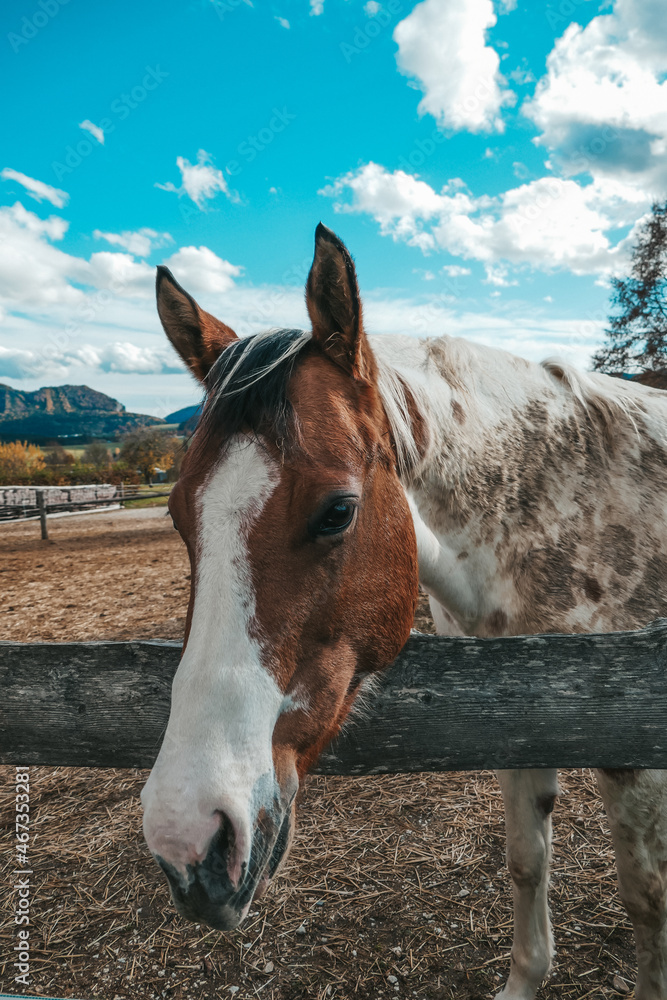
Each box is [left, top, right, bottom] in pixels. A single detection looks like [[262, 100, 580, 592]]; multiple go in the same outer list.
[[375, 334, 667, 636]]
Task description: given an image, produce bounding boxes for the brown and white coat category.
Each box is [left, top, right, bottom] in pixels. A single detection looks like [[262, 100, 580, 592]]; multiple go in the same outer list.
[[142, 224, 667, 1000]]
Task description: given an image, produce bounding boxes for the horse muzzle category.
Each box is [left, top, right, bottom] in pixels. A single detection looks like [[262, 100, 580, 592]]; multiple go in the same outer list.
[[148, 799, 295, 931]]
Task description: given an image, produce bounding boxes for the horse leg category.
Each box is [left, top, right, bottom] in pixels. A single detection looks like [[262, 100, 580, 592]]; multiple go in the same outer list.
[[494, 768, 559, 1000], [595, 769, 667, 999]]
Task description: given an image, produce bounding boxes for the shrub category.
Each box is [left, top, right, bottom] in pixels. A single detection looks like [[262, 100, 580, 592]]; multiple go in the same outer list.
[[43, 444, 76, 467]]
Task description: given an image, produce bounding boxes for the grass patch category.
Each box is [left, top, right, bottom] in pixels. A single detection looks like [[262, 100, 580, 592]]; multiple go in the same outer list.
[[122, 495, 171, 508], [121, 483, 174, 508]]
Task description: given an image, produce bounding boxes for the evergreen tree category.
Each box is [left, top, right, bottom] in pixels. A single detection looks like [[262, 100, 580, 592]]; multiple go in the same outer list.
[[593, 202, 667, 374]]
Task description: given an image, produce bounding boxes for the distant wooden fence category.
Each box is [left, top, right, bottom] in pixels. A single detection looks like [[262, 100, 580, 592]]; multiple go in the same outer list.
[[1, 620, 666, 773], [0, 484, 172, 538], [0, 483, 119, 521]]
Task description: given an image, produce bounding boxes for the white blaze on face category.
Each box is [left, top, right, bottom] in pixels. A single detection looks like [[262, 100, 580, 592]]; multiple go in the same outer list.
[[141, 438, 284, 883]]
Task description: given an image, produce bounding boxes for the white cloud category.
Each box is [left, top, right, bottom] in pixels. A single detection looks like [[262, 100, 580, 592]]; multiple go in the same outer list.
[[79, 120, 105, 145], [0, 203, 250, 390], [320, 162, 455, 252], [393, 0, 515, 133], [0, 204, 159, 310], [441, 264, 471, 277], [275, 15, 290, 27], [85, 252, 155, 298], [0, 168, 69, 209], [507, 65, 535, 86], [3, 200, 69, 241], [310, 0, 324, 13], [0, 346, 50, 379], [0, 201, 240, 321], [156, 150, 235, 209], [0, 283, 604, 388], [362, 298, 604, 372], [93, 228, 173, 257], [321, 161, 651, 277], [0, 203, 606, 395], [524, 0, 667, 192], [89, 342, 185, 375], [484, 265, 517, 287], [0, 202, 85, 308], [0, 341, 183, 379], [365, 1, 381, 13], [162, 245, 242, 294]]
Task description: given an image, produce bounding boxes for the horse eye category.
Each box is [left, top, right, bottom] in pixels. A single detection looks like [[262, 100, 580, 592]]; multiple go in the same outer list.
[[314, 500, 356, 537]]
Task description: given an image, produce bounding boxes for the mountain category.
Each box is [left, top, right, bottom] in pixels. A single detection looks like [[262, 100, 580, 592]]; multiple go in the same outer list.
[[164, 403, 202, 425], [0, 384, 165, 441]]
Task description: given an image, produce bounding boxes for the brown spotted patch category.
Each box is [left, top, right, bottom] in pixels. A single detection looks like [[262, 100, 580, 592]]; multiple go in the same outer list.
[[485, 609, 508, 636], [452, 400, 466, 425], [584, 575, 603, 602]]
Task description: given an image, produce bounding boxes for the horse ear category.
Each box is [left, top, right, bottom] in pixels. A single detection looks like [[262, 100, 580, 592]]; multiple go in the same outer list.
[[156, 266, 238, 383], [306, 224, 373, 381]]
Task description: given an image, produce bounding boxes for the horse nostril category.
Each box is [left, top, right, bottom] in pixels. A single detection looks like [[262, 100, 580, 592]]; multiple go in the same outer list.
[[215, 810, 234, 854], [204, 812, 230, 875], [209, 809, 247, 888]]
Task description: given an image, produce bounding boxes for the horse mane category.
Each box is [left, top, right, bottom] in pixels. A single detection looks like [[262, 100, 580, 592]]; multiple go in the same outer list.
[[374, 357, 428, 477], [202, 329, 313, 447], [199, 328, 645, 471], [540, 358, 641, 441]]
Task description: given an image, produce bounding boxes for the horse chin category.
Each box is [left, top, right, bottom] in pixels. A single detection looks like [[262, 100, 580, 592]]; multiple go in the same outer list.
[[170, 887, 250, 931]]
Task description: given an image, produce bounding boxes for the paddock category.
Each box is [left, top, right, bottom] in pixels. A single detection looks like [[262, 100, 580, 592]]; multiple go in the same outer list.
[[0, 508, 650, 999]]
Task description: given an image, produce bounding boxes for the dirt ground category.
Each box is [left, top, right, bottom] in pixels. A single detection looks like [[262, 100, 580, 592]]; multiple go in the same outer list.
[[0, 510, 639, 999]]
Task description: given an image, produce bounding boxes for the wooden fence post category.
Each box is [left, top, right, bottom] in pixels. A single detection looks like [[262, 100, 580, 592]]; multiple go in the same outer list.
[[37, 490, 48, 541]]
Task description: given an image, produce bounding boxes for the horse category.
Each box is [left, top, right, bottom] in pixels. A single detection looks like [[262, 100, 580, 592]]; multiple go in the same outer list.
[[141, 224, 667, 1000]]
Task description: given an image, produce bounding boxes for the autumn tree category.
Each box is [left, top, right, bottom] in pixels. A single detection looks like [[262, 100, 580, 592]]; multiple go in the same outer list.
[[120, 429, 180, 483], [593, 202, 667, 374], [0, 441, 45, 482]]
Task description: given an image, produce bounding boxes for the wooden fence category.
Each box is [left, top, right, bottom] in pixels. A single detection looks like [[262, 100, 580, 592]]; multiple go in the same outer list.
[[1, 619, 666, 773], [0, 486, 172, 538]]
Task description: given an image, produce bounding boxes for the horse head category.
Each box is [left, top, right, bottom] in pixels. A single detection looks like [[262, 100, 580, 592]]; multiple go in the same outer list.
[[141, 224, 421, 929]]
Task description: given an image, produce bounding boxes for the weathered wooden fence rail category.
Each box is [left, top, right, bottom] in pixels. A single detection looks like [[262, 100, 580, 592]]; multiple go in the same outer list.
[[1, 620, 666, 773]]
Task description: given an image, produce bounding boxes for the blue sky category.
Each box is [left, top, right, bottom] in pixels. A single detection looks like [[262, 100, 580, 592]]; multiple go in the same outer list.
[[1, 0, 665, 415]]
